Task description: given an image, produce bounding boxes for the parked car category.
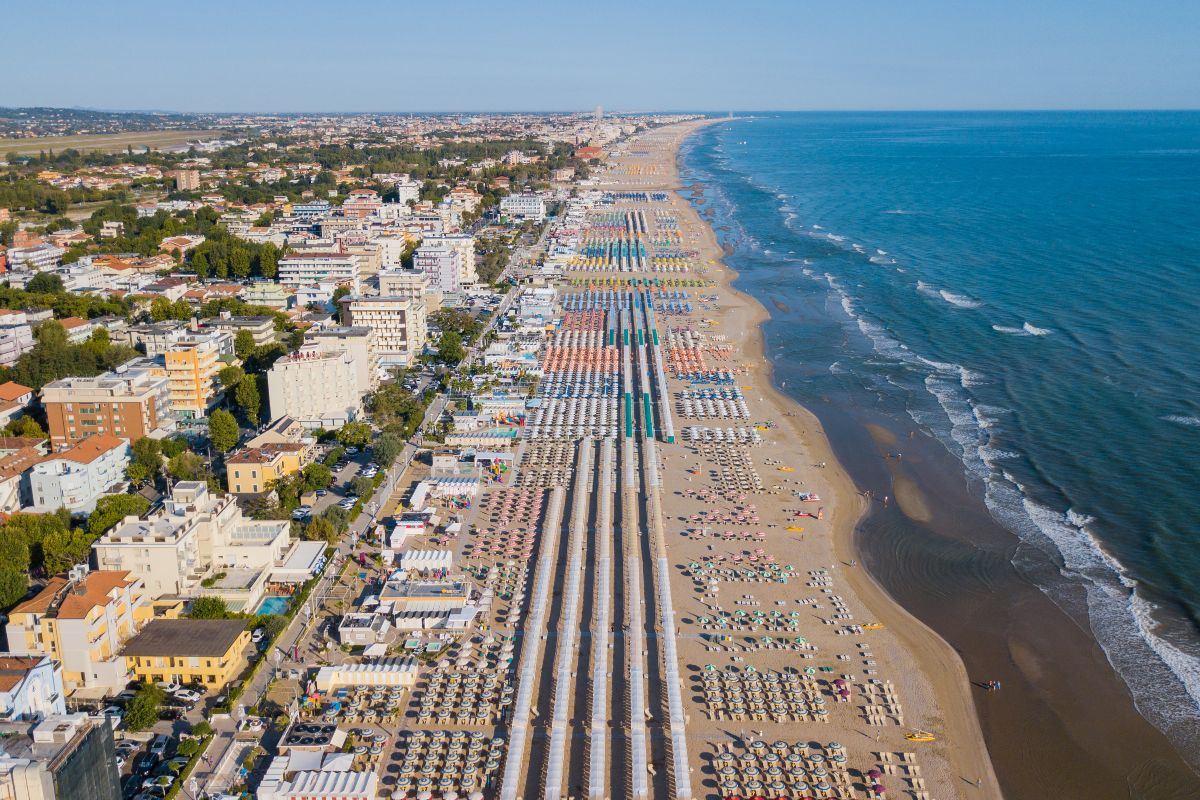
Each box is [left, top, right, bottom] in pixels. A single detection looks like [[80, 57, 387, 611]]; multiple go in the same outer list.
[[156, 681, 180, 694], [173, 688, 202, 704], [251, 628, 265, 643], [149, 735, 170, 758]]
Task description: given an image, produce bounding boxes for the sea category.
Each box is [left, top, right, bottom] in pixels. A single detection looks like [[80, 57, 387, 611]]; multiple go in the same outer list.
[[680, 112, 1200, 757]]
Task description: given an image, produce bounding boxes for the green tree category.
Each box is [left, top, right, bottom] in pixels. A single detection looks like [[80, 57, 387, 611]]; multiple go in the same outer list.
[[349, 475, 374, 499], [0, 568, 27, 609], [219, 365, 246, 388], [124, 685, 164, 732], [301, 463, 333, 491], [127, 437, 163, 486], [303, 516, 338, 544], [230, 249, 252, 279], [234, 330, 256, 361], [189, 596, 231, 619], [40, 527, 93, 575], [208, 409, 239, 453], [258, 243, 279, 279], [335, 421, 372, 449], [150, 296, 173, 322], [320, 505, 351, 534], [373, 432, 403, 468], [88, 494, 150, 536], [25, 272, 65, 293], [167, 451, 206, 481], [234, 376, 261, 425], [437, 330, 465, 365], [192, 250, 210, 279]]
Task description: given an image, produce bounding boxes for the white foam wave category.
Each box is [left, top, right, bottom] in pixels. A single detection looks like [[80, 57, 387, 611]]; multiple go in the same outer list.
[[884, 209, 916, 215], [1023, 322, 1052, 336], [1163, 415, 1200, 428], [992, 325, 1029, 336], [868, 255, 893, 265], [939, 289, 982, 309]]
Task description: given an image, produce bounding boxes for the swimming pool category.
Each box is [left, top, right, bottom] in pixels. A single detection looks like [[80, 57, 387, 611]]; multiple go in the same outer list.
[[255, 595, 291, 616]]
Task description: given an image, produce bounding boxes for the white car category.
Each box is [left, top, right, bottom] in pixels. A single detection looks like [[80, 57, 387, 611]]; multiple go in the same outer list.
[[156, 681, 181, 694], [173, 689, 202, 704], [251, 628, 266, 643]]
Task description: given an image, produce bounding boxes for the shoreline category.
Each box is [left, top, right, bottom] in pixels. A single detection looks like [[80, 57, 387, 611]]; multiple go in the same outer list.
[[597, 118, 1002, 799], [670, 117, 1200, 799]]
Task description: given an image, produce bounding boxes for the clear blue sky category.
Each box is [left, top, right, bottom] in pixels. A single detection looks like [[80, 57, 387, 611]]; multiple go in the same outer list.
[[6, 0, 1198, 112]]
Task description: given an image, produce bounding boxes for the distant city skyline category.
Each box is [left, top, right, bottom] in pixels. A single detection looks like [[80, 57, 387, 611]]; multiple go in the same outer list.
[[6, 0, 1199, 112]]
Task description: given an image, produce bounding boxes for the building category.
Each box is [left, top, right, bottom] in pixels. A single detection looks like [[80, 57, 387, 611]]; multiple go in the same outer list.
[[41, 367, 170, 448], [163, 333, 223, 418], [226, 442, 307, 495], [376, 269, 429, 302], [27, 435, 130, 514], [340, 295, 426, 368], [199, 314, 276, 348], [98, 221, 124, 239], [0, 656, 66, 722], [0, 713, 122, 800], [7, 244, 65, 272], [119, 619, 249, 689], [163, 169, 200, 191], [413, 241, 462, 294], [4, 571, 149, 695], [0, 312, 35, 369], [241, 282, 290, 310], [247, 416, 308, 450], [158, 235, 205, 256], [0, 381, 34, 427], [266, 347, 361, 429], [291, 200, 331, 219], [499, 193, 546, 222], [278, 252, 361, 291], [93, 482, 291, 610], [306, 326, 379, 393]]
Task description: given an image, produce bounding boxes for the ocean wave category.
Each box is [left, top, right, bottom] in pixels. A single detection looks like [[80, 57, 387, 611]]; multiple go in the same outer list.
[[915, 280, 981, 309], [1163, 415, 1200, 428], [868, 255, 894, 265], [993, 322, 1053, 337], [1023, 322, 1052, 336], [884, 209, 916, 215]]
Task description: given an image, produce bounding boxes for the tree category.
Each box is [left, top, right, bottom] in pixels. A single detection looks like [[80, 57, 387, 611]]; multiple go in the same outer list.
[[234, 376, 261, 425], [349, 476, 374, 499], [324, 446, 346, 466], [189, 596, 231, 619], [336, 421, 372, 449], [191, 720, 213, 737], [88, 494, 149, 536], [40, 527, 93, 575], [127, 437, 163, 486], [167, 451, 206, 481], [234, 330, 256, 361], [437, 330, 465, 365], [303, 516, 338, 544], [150, 296, 173, 322], [320, 505, 351, 534], [124, 685, 164, 732], [0, 567, 27, 610], [301, 463, 333, 491], [230, 249, 252, 279], [208, 409, 239, 453], [192, 250, 210, 279], [373, 432, 403, 468], [25, 272, 64, 293], [258, 243, 279, 279], [219, 365, 246, 388]]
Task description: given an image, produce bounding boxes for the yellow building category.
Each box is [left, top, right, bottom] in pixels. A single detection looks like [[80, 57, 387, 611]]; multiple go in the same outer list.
[[3, 571, 151, 695], [163, 334, 222, 418], [120, 619, 250, 689], [226, 442, 308, 495]]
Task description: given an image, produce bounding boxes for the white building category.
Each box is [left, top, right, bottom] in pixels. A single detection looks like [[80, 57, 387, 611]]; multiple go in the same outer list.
[[6, 243, 65, 272], [278, 251, 361, 292], [306, 326, 379, 393], [376, 269, 430, 302], [0, 655, 66, 722], [28, 435, 130, 514], [500, 193, 546, 222], [266, 346, 362, 429], [413, 241, 462, 294], [92, 481, 291, 610], [340, 296, 427, 368]]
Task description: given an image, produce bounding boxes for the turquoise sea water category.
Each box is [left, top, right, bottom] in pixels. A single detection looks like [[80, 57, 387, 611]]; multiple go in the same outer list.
[[680, 112, 1200, 748]]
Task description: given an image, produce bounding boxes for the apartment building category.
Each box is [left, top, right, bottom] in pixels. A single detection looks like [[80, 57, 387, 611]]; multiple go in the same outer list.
[[226, 442, 307, 495], [0, 311, 34, 369], [41, 367, 170, 448], [413, 241, 462, 294], [92, 482, 291, 610], [7, 243, 65, 272], [163, 333, 223, 418], [278, 251, 361, 291], [199, 314, 276, 348], [307, 326, 379, 393], [0, 713, 122, 800], [377, 269, 431, 302], [0, 655, 65, 722], [120, 619, 250, 690], [500, 193, 546, 221], [266, 347, 361, 429], [27, 435, 130, 514], [163, 169, 200, 191], [4, 570, 149, 695], [340, 295, 427, 368]]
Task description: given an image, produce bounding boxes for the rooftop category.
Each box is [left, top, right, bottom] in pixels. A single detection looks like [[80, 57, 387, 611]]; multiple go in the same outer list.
[[120, 619, 247, 658]]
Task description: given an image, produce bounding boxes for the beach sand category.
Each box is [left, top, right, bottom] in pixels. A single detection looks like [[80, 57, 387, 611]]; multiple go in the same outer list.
[[594, 119, 1001, 799]]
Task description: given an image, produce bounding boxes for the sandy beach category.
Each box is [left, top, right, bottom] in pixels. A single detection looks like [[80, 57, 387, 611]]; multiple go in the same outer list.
[[586, 119, 1001, 799]]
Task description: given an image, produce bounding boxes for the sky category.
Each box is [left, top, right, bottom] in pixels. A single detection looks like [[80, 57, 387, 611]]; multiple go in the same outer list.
[[5, 0, 1199, 112]]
